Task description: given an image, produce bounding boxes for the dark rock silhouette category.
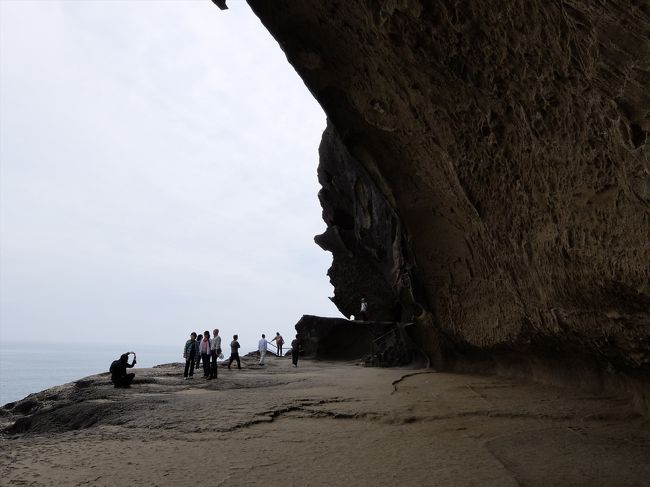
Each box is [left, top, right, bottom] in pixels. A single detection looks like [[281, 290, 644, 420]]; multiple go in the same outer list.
[[211, 0, 228, 10], [247, 0, 650, 408], [295, 315, 429, 366]]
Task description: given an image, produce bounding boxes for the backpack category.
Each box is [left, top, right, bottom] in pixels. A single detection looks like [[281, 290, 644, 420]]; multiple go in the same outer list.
[[109, 360, 120, 375]]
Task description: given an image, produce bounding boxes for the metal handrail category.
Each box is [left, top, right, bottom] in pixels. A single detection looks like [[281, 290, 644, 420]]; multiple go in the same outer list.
[[372, 328, 398, 345], [265, 343, 285, 356]]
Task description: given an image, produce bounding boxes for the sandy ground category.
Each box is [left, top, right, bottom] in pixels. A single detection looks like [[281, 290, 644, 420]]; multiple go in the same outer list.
[[1, 356, 649, 486]]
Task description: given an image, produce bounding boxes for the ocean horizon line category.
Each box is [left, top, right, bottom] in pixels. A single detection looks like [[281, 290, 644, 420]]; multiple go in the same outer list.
[[0, 341, 261, 405]]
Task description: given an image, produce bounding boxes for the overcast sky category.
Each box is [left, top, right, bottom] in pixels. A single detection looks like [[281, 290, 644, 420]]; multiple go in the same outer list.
[[0, 0, 340, 349]]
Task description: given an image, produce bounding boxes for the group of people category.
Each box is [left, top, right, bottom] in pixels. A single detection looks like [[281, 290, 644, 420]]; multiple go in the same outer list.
[[108, 329, 302, 388], [182, 330, 300, 380], [256, 332, 283, 365], [183, 328, 224, 380], [256, 332, 300, 367]]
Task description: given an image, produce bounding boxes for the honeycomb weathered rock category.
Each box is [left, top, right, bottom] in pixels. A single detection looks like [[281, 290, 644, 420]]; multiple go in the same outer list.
[[247, 1, 649, 389]]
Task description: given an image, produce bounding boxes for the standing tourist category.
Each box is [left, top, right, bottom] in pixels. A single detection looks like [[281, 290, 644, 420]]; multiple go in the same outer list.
[[273, 332, 284, 357], [199, 330, 211, 378], [359, 297, 368, 321], [291, 335, 300, 367], [228, 334, 241, 370], [209, 328, 221, 380], [183, 332, 197, 379], [258, 334, 268, 366], [195, 334, 202, 370]]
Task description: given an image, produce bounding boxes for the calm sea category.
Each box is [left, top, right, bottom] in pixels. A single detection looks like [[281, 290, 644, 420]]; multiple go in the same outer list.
[[0, 341, 257, 405]]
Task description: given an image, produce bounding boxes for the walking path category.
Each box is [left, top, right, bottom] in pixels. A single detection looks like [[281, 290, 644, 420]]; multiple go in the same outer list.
[[1, 357, 648, 486]]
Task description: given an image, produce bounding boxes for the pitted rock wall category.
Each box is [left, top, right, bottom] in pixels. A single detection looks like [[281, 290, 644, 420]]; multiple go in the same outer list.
[[247, 1, 650, 382]]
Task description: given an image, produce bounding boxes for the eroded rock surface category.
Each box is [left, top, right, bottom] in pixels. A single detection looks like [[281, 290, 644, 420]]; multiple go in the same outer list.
[[247, 1, 650, 402], [2, 362, 649, 486]]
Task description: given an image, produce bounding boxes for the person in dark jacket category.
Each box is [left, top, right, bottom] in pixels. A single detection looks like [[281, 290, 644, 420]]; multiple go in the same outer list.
[[110, 352, 136, 388], [195, 333, 202, 370], [227, 334, 241, 370], [183, 332, 197, 379], [291, 335, 300, 367]]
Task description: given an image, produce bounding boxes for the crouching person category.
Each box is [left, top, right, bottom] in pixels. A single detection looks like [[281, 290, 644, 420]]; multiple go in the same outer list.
[[110, 352, 136, 388]]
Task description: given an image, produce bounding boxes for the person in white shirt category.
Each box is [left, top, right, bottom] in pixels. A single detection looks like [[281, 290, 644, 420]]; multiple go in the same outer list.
[[209, 328, 221, 380], [258, 334, 268, 366], [359, 297, 368, 321]]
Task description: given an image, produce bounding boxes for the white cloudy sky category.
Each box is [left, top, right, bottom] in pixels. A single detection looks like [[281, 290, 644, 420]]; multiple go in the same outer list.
[[0, 0, 340, 350]]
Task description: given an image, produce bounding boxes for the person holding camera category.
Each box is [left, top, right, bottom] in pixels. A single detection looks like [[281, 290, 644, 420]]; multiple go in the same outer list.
[[110, 352, 137, 388]]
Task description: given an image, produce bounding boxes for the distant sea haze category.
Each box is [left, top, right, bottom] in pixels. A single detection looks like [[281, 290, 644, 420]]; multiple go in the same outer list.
[[0, 341, 257, 405]]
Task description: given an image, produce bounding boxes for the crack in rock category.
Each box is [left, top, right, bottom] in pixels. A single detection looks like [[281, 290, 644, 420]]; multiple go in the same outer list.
[[391, 371, 438, 394]]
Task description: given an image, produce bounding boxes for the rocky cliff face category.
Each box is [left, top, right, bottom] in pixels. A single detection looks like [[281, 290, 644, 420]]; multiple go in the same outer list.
[[247, 1, 649, 394]]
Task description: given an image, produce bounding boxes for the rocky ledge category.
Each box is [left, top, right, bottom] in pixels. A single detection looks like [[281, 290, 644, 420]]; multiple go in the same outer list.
[[0, 358, 287, 436], [2, 361, 649, 485]]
